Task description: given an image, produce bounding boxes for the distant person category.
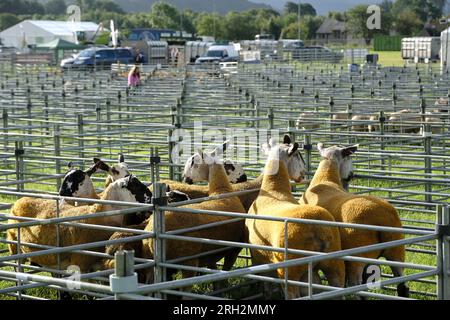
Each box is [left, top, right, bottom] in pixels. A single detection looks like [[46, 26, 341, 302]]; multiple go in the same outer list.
[[128, 66, 141, 88], [135, 49, 145, 64]]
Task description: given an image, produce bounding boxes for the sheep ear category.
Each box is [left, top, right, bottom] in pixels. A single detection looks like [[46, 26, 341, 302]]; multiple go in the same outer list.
[[211, 140, 230, 157], [288, 142, 299, 157], [283, 135, 291, 145], [317, 143, 326, 157], [342, 145, 358, 157], [118, 153, 125, 163], [268, 137, 278, 148], [96, 160, 111, 172], [93, 158, 101, 164], [85, 163, 98, 177], [261, 143, 271, 156], [67, 161, 75, 169]]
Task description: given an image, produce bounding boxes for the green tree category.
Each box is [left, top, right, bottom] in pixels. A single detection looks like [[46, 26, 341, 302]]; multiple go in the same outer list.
[[346, 4, 391, 45], [283, 2, 317, 16], [281, 15, 324, 40], [148, 2, 181, 30], [223, 11, 258, 40], [394, 9, 424, 35], [45, 0, 66, 15], [0, 13, 20, 31], [195, 13, 225, 39], [392, 0, 442, 22]]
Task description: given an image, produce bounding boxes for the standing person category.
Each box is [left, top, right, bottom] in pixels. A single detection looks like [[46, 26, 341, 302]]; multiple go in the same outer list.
[[128, 66, 141, 88], [135, 48, 144, 64]]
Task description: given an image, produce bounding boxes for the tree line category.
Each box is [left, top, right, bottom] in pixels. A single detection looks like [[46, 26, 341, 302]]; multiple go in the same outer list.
[[0, 0, 448, 44]]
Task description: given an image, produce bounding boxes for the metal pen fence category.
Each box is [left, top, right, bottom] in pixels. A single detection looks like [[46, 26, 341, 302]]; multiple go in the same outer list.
[[0, 58, 449, 300]]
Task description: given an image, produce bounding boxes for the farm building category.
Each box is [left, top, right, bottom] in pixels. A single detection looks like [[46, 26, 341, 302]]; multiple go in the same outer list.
[[315, 18, 348, 43], [0, 20, 102, 49]]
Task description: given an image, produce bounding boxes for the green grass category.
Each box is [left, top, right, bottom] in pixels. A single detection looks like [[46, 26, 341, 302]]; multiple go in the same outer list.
[[371, 51, 404, 67]]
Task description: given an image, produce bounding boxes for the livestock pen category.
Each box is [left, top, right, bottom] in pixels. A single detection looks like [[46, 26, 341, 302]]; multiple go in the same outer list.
[[0, 59, 449, 300]]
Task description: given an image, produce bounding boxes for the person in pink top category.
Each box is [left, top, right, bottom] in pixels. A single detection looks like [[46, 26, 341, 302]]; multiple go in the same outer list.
[[128, 66, 141, 87]]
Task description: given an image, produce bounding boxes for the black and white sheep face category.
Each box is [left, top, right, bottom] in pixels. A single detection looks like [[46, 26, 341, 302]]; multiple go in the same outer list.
[[317, 143, 358, 188], [94, 156, 130, 182], [182, 141, 247, 184], [59, 163, 98, 205], [108, 175, 153, 225], [262, 135, 306, 183]]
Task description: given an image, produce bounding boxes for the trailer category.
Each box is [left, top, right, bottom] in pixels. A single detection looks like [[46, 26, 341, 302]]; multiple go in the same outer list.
[[185, 41, 214, 64], [401, 37, 441, 63], [441, 27, 450, 72]]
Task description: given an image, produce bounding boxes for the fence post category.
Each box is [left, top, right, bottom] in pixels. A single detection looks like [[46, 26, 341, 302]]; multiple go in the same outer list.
[[96, 105, 102, 153], [304, 134, 312, 181], [267, 108, 274, 130], [77, 114, 84, 170], [44, 95, 50, 136], [110, 250, 138, 300], [15, 141, 24, 192], [437, 205, 450, 300], [423, 124, 432, 204], [152, 182, 167, 300], [3, 109, 8, 150], [54, 125, 62, 190]]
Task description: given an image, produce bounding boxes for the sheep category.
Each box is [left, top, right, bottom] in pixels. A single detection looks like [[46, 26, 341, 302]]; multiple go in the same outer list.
[[387, 109, 444, 134], [351, 115, 379, 132], [149, 142, 261, 212], [296, 112, 321, 130], [99, 153, 130, 189], [246, 135, 345, 299], [141, 141, 247, 288], [59, 155, 130, 205], [7, 175, 153, 273], [300, 143, 409, 297], [60, 158, 191, 226], [157, 176, 263, 213]]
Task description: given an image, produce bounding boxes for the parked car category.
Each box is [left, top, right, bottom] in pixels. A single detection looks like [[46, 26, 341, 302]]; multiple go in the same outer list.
[[66, 47, 135, 69], [60, 53, 80, 68], [195, 45, 239, 64]]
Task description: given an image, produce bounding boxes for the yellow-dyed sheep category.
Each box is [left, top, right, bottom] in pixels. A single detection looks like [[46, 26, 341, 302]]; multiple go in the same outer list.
[[7, 175, 152, 273], [300, 143, 409, 297], [246, 135, 345, 299], [141, 144, 247, 287]]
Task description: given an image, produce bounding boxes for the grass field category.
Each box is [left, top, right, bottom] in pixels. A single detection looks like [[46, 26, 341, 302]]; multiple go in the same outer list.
[[372, 51, 404, 67]]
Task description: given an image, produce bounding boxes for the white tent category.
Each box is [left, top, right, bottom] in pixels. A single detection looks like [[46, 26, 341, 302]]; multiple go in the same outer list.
[[441, 27, 450, 72], [0, 20, 101, 49]]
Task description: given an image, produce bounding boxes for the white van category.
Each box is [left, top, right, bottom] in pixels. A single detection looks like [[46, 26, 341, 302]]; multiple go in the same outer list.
[[195, 44, 239, 64]]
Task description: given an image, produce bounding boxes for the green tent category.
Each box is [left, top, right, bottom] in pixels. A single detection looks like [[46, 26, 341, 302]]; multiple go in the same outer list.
[[36, 38, 85, 50]]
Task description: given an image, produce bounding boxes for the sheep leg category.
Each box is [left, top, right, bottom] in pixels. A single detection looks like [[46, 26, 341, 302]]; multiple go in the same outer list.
[[299, 270, 322, 297], [391, 266, 410, 298], [212, 247, 241, 294], [319, 259, 346, 299], [345, 262, 366, 300]]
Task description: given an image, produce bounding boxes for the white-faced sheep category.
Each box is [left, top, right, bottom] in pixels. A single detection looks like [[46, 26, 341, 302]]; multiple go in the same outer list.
[[155, 143, 262, 212], [141, 142, 247, 287], [7, 175, 153, 273], [246, 135, 345, 299], [300, 143, 409, 297]]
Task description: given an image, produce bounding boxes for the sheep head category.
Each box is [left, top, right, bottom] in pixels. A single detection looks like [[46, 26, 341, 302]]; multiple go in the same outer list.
[[94, 153, 130, 184], [108, 175, 153, 226], [59, 162, 99, 205], [317, 143, 358, 190], [261, 135, 306, 183], [182, 140, 247, 184]]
